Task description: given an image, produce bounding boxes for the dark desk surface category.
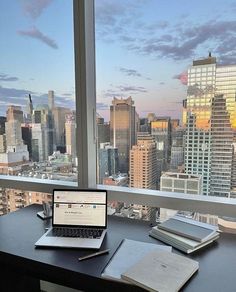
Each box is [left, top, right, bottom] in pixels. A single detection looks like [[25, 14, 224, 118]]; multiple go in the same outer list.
[[0, 204, 235, 292]]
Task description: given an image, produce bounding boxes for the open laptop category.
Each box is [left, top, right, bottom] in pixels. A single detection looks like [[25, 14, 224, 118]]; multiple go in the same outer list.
[[35, 189, 107, 249]]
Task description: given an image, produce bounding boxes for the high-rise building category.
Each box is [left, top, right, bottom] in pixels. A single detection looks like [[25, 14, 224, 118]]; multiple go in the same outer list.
[[0, 116, 6, 135], [98, 143, 119, 184], [48, 90, 55, 111], [0, 135, 6, 153], [65, 113, 76, 163], [210, 95, 233, 197], [6, 105, 23, 123], [31, 123, 47, 162], [170, 126, 185, 171], [32, 106, 51, 160], [97, 114, 110, 146], [129, 134, 157, 189], [110, 97, 137, 173], [0, 106, 29, 175], [185, 54, 236, 197], [53, 107, 71, 152], [21, 124, 32, 159], [151, 117, 171, 182]]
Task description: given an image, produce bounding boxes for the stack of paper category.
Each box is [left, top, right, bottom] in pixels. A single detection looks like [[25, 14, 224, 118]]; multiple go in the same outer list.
[[149, 215, 220, 253]]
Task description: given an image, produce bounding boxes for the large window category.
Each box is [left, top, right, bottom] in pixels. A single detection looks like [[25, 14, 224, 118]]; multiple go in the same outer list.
[[0, 1, 235, 225], [95, 0, 236, 222], [0, 0, 77, 183]]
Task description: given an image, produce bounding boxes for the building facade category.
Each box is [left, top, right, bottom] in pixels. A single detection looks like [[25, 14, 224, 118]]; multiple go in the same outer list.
[[129, 134, 157, 190], [185, 54, 236, 197], [110, 97, 137, 173]]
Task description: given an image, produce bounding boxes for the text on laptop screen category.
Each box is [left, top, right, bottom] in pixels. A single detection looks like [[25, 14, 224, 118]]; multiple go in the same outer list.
[[53, 191, 106, 227]]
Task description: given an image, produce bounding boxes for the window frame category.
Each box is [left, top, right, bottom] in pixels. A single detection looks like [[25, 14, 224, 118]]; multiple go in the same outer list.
[[0, 0, 236, 218]]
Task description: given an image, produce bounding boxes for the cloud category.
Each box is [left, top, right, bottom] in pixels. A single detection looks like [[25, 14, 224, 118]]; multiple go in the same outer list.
[[173, 71, 188, 85], [119, 67, 142, 77], [102, 89, 125, 99], [117, 85, 147, 93], [0, 74, 18, 82], [96, 1, 125, 27], [133, 20, 236, 61], [159, 82, 165, 85], [21, 0, 53, 19], [18, 26, 58, 49], [0, 85, 32, 98], [96, 102, 109, 110]]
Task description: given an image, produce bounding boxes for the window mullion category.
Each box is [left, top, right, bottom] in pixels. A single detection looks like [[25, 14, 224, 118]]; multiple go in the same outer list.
[[73, 0, 97, 188]]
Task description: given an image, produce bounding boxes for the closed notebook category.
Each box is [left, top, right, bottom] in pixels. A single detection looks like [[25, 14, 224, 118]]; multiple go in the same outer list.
[[149, 227, 219, 254], [158, 216, 218, 242], [121, 250, 199, 292], [101, 238, 171, 283]]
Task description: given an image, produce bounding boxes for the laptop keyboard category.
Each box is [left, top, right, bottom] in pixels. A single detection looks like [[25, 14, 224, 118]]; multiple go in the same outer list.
[[47, 227, 103, 239]]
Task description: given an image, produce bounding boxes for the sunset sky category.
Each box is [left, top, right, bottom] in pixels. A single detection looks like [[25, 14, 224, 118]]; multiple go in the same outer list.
[[1, 0, 236, 122]]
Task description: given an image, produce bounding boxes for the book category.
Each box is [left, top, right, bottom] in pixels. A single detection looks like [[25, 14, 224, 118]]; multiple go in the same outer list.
[[101, 238, 172, 283], [158, 215, 218, 242], [149, 226, 219, 254], [121, 249, 199, 292]]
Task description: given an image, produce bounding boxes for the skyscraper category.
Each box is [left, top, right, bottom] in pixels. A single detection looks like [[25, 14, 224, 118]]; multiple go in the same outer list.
[[32, 106, 51, 160], [65, 113, 76, 163], [48, 90, 55, 111], [170, 126, 185, 171], [210, 95, 233, 197], [97, 114, 110, 146], [185, 54, 236, 197], [0, 106, 29, 175], [98, 143, 119, 184], [129, 134, 157, 189], [0, 117, 6, 135], [53, 106, 71, 152], [151, 117, 171, 183], [110, 97, 137, 173]]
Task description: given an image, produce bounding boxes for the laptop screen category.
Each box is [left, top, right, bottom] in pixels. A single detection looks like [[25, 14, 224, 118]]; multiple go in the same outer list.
[[53, 190, 107, 228]]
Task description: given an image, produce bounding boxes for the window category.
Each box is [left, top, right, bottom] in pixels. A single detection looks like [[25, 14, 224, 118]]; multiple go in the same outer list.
[[0, 0, 77, 183], [0, 1, 235, 226]]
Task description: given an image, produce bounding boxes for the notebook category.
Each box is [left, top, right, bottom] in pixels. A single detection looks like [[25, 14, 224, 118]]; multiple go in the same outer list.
[[35, 189, 107, 249], [121, 250, 199, 292], [101, 238, 172, 283], [158, 215, 218, 242]]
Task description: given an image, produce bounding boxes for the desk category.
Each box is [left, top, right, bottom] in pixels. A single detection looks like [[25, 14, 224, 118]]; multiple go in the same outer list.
[[0, 204, 235, 292]]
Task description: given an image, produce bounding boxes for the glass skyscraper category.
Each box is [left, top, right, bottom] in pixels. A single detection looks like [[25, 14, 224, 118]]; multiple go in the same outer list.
[[185, 54, 236, 197]]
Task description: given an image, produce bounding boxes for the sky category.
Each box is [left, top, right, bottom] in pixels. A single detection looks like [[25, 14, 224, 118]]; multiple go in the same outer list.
[[1, 0, 236, 121]]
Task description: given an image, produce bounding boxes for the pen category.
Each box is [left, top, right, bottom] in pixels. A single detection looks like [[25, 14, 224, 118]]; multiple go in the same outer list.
[[78, 249, 110, 261]]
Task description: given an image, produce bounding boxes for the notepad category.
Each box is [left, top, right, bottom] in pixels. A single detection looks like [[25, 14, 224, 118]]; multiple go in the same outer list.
[[101, 238, 172, 283], [121, 249, 199, 292]]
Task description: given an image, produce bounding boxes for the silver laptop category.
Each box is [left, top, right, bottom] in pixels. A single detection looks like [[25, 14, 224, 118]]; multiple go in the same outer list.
[[35, 189, 107, 249]]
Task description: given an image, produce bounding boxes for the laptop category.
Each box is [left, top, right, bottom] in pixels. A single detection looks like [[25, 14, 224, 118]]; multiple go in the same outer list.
[[35, 189, 107, 249]]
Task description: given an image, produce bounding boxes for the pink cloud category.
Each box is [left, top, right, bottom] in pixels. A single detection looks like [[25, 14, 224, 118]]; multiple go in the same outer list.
[[173, 71, 188, 85], [18, 26, 58, 49]]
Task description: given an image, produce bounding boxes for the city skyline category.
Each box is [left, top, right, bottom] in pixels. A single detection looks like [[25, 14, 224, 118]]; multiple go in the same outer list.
[[1, 0, 236, 120]]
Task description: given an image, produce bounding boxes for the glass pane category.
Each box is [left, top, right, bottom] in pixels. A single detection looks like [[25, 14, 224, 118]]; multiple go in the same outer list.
[[95, 0, 236, 201], [0, 0, 77, 183], [0, 187, 51, 215]]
